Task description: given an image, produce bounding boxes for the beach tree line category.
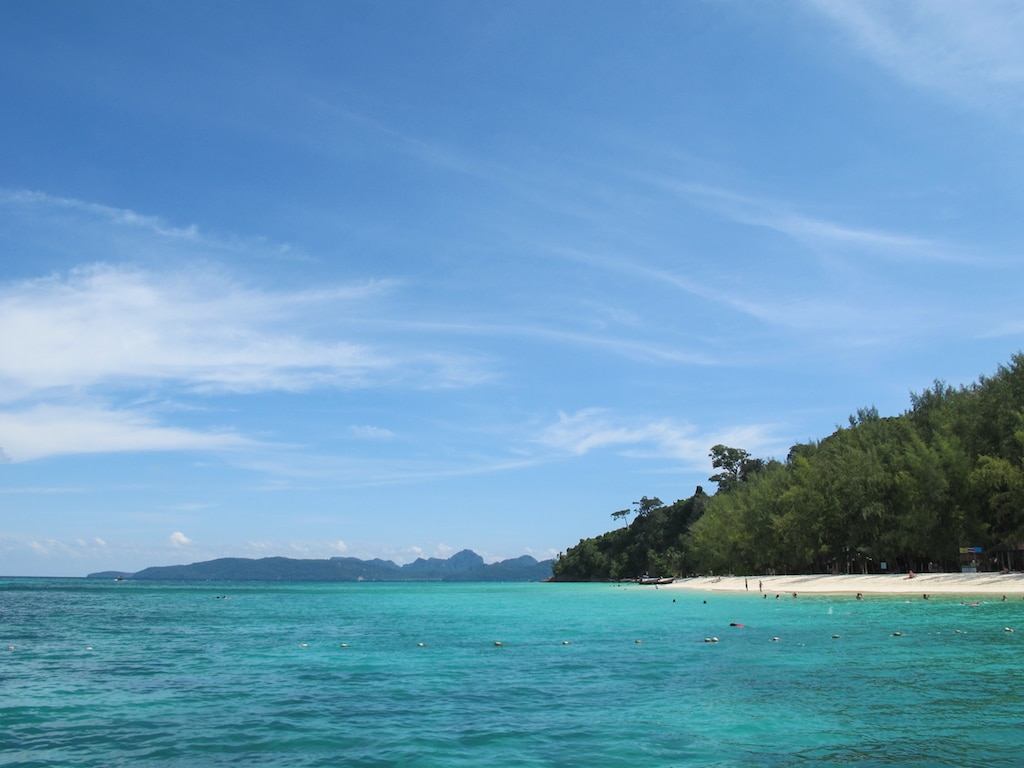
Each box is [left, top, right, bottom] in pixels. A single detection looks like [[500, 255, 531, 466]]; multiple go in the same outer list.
[[552, 353, 1024, 580]]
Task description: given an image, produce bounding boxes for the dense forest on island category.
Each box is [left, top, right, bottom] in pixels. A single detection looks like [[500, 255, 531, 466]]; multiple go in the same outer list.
[[552, 354, 1024, 580]]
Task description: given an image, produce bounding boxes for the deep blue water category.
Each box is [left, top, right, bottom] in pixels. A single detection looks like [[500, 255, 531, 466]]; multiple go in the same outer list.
[[2, 579, 1022, 766]]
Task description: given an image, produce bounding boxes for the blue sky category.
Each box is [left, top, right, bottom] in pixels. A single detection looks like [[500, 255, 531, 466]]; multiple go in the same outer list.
[[2, 1, 1024, 575]]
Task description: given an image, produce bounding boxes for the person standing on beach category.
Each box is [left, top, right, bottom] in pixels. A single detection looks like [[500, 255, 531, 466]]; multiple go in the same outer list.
[[759, 580, 763, 593], [745, 577, 749, 591]]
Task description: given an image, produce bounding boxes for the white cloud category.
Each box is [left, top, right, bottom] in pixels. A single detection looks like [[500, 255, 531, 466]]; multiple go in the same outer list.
[[390, 318, 717, 366], [94, 537, 107, 547], [0, 263, 413, 397], [0, 485, 85, 494], [169, 531, 192, 547], [163, 502, 215, 512], [348, 425, 396, 441], [332, 539, 348, 553], [537, 408, 785, 470], [0, 188, 312, 263], [434, 543, 455, 558], [645, 180, 969, 264], [0, 403, 250, 462], [805, 0, 1024, 110], [230, 451, 541, 488]]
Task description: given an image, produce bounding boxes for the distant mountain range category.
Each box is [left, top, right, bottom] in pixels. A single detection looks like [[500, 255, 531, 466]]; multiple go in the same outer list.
[[87, 549, 554, 582]]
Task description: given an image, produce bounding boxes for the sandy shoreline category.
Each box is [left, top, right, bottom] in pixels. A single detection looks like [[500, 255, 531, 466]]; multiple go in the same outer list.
[[663, 573, 1024, 595]]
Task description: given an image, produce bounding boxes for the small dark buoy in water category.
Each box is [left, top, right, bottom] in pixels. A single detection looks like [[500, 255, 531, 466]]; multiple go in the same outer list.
[[831, 634, 840, 639], [729, 622, 745, 628], [770, 636, 780, 642], [561, 640, 571, 645], [634, 639, 642, 645], [891, 631, 903, 637]]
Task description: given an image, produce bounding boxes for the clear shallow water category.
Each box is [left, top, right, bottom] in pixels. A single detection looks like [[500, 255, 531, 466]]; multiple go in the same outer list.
[[2, 580, 1022, 767]]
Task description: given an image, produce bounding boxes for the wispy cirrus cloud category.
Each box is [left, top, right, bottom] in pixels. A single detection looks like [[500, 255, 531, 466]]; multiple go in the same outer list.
[[0, 263, 485, 399], [348, 425, 396, 441], [387, 318, 718, 366], [536, 408, 786, 471], [232, 451, 543, 489], [804, 0, 1024, 111], [553, 246, 923, 342], [0, 188, 311, 262], [644, 179, 973, 265], [0, 403, 251, 463]]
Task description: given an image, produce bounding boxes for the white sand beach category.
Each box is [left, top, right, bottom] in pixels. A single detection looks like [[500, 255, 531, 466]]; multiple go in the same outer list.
[[664, 572, 1024, 595]]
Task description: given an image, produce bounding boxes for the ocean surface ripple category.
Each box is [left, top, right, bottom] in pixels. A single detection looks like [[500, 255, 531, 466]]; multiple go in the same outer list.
[[2, 580, 1021, 766]]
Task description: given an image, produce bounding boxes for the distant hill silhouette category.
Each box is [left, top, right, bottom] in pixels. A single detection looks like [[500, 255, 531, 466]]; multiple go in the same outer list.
[[87, 549, 553, 582]]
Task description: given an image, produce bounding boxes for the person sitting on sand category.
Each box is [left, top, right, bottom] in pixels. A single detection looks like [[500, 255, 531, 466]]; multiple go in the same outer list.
[[905, 570, 916, 580]]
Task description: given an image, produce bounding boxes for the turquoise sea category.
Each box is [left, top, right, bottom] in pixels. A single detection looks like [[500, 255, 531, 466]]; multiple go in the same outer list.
[[2, 579, 1022, 767]]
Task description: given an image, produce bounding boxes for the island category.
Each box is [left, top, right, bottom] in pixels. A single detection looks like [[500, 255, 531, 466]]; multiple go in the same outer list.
[[87, 549, 553, 582]]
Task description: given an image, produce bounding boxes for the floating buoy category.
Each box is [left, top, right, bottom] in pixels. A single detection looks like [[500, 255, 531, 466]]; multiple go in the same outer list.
[[891, 631, 903, 637], [831, 634, 840, 639], [417, 642, 426, 647], [634, 639, 642, 645], [299, 642, 309, 648], [494, 641, 503, 647], [711, 636, 719, 643], [729, 622, 745, 628], [770, 636, 780, 642], [85, 645, 93, 651], [7, 645, 14, 652], [339, 643, 349, 648], [561, 640, 571, 645], [1004, 627, 1015, 633]]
